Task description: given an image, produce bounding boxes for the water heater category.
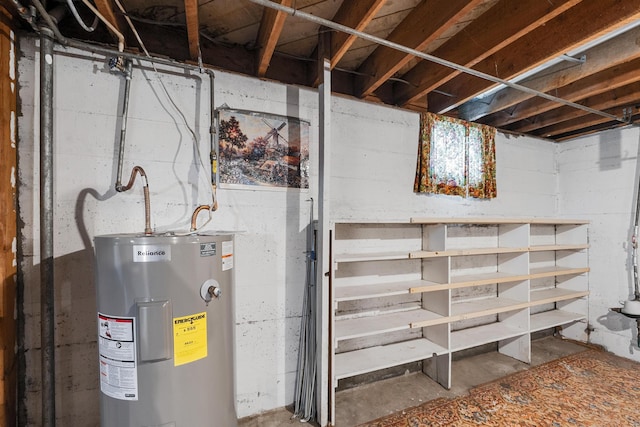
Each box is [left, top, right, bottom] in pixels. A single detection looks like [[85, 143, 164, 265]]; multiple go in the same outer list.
[[95, 233, 237, 427]]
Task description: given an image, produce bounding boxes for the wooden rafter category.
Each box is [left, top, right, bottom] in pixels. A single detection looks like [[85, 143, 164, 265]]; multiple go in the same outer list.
[[394, 0, 580, 107], [355, 0, 483, 98], [461, 25, 640, 123], [93, 0, 125, 36], [309, 0, 385, 87], [490, 58, 640, 130], [0, 6, 17, 427], [510, 81, 640, 135], [255, 0, 293, 77], [184, 0, 200, 60], [428, 0, 640, 114]]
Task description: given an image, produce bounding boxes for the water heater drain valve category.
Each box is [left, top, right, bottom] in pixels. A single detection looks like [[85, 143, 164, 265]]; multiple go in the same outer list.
[[200, 279, 221, 305]]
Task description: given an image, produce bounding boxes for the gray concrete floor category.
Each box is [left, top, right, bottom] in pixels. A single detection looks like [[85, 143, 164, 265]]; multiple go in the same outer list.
[[238, 336, 588, 427]]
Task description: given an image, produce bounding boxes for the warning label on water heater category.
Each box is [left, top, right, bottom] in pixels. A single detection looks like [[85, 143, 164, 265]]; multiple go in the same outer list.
[[173, 312, 207, 366], [222, 241, 233, 271], [98, 313, 138, 401]]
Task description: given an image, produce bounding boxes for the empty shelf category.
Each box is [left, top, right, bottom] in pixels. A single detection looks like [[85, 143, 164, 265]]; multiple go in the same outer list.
[[530, 288, 589, 306], [334, 251, 410, 263], [451, 322, 527, 352], [530, 310, 585, 332], [334, 338, 447, 380], [336, 308, 445, 341], [529, 266, 590, 278], [336, 279, 436, 301], [529, 244, 589, 252], [410, 247, 528, 259]]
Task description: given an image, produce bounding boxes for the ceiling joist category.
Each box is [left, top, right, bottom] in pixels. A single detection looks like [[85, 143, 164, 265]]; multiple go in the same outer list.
[[394, 0, 580, 107], [255, 0, 293, 77], [184, 0, 200, 61], [429, 0, 640, 114], [355, 0, 484, 98]]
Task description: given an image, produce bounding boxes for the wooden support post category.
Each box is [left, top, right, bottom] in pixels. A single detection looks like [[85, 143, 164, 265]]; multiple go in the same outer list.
[[317, 28, 332, 427], [0, 6, 17, 427]]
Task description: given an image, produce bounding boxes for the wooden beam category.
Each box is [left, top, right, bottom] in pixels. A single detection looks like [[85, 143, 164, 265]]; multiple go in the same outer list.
[[516, 82, 640, 136], [395, 0, 580, 107], [0, 6, 17, 427], [460, 25, 640, 122], [428, 0, 640, 114], [355, 0, 483, 98], [184, 0, 200, 61], [255, 0, 293, 77], [491, 58, 640, 129], [309, 0, 386, 87], [93, 0, 125, 36]]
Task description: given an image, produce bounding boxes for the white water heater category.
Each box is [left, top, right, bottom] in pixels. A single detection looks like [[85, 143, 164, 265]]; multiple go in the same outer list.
[[95, 233, 237, 427]]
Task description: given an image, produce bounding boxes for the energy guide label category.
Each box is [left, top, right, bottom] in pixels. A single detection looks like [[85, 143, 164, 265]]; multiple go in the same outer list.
[[98, 313, 138, 401]]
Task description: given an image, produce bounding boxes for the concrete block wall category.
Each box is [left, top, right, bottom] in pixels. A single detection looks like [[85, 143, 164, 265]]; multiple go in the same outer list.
[[557, 126, 640, 359], [17, 36, 560, 425]]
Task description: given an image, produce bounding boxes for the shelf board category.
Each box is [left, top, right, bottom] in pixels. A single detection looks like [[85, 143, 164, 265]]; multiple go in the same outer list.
[[529, 244, 589, 252], [334, 338, 447, 380], [410, 268, 590, 294], [336, 279, 438, 301], [530, 288, 589, 306], [410, 246, 528, 259], [410, 218, 589, 225], [530, 310, 585, 332], [451, 322, 527, 352], [450, 297, 529, 320], [334, 251, 410, 263], [529, 266, 590, 279], [336, 308, 445, 341], [411, 271, 529, 293]]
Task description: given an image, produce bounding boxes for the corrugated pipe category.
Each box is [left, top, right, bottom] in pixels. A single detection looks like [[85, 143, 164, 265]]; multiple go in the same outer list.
[[118, 166, 153, 235], [39, 25, 56, 427]]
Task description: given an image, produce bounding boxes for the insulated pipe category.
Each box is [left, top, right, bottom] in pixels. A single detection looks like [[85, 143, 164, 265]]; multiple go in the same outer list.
[[39, 26, 56, 427], [248, 0, 629, 125]]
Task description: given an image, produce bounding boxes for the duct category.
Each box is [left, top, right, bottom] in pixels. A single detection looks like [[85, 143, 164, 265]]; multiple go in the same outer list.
[[39, 26, 56, 427], [248, 0, 628, 125]]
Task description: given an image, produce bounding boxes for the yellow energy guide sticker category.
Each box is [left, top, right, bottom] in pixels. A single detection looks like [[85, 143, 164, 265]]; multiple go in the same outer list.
[[173, 312, 207, 366]]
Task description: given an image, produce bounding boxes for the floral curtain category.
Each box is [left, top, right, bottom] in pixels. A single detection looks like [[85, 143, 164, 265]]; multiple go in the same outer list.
[[414, 112, 497, 199]]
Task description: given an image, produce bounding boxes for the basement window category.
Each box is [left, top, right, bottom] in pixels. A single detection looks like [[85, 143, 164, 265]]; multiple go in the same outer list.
[[414, 112, 497, 199]]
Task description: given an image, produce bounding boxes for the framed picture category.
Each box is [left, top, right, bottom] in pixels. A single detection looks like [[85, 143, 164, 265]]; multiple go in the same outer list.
[[217, 108, 310, 189]]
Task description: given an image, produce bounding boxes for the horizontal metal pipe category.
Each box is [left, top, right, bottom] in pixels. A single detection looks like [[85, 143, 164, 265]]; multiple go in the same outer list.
[[30, 0, 214, 76], [248, 0, 626, 124]]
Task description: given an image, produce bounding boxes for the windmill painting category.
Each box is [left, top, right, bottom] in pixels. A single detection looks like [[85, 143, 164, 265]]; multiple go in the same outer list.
[[218, 109, 310, 189]]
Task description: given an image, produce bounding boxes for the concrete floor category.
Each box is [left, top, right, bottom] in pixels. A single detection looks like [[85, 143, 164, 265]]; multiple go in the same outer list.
[[238, 336, 588, 427]]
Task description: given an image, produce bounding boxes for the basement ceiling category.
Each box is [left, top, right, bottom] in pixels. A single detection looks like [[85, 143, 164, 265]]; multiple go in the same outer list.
[[7, 0, 640, 141]]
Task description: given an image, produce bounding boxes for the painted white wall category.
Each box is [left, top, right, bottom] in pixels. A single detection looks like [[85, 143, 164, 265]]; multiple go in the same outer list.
[[18, 36, 560, 425], [557, 126, 640, 359]]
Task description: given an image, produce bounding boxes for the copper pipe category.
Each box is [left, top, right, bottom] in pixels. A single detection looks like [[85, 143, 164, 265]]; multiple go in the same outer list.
[[118, 166, 152, 235], [190, 205, 211, 231]]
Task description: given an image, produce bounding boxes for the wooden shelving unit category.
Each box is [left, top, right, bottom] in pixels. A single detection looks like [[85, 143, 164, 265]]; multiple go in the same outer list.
[[330, 218, 590, 406]]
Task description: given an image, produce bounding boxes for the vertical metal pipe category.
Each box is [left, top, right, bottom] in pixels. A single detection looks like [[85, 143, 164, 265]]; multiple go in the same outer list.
[[39, 27, 56, 427], [115, 60, 133, 191]]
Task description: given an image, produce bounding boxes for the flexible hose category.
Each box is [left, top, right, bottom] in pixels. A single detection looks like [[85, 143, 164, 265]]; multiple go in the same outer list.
[[118, 166, 152, 235]]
